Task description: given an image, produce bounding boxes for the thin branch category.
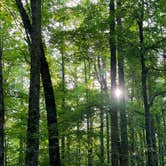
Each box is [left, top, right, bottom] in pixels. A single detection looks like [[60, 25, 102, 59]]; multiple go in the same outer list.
[[149, 90, 166, 107]]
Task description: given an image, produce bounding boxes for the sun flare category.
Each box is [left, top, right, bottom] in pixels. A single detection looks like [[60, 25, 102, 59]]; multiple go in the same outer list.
[[114, 88, 122, 98]]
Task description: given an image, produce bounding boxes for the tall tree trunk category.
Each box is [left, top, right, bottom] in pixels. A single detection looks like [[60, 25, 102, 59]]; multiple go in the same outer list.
[[100, 108, 104, 164], [25, 0, 41, 165], [117, 1, 128, 165], [96, 56, 105, 164], [40, 47, 60, 166], [84, 59, 93, 166], [61, 47, 65, 164], [110, 0, 120, 165], [128, 88, 136, 166], [15, 1, 60, 165], [0, 34, 4, 166], [138, 1, 157, 165], [106, 111, 110, 164], [156, 115, 164, 166], [95, 55, 108, 164]]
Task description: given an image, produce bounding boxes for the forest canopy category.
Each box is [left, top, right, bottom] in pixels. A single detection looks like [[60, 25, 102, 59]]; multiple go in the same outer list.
[[0, 0, 166, 166]]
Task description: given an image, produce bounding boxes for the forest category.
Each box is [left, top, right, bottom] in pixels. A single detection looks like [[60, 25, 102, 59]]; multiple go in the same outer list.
[[0, 0, 166, 166]]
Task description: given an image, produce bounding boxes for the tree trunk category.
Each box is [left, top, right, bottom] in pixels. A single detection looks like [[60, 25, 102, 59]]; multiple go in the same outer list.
[[0, 34, 4, 166], [61, 48, 65, 164], [15, 1, 61, 165], [84, 59, 93, 166], [110, 0, 120, 165], [117, 1, 128, 165], [156, 115, 164, 166], [100, 108, 104, 163], [40, 47, 60, 166], [106, 111, 110, 164], [25, 0, 41, 165], [138, 1, 156, 165]]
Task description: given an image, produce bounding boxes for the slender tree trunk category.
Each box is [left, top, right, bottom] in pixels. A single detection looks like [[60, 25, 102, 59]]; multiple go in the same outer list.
[[4, 136, 7, 166], [110, 0, 120, 165], [106, 112, 110, 164], [138, 1, 156, 165], [95, 56, 107, 164], [118, 54, 128, 166], [15, 1, 61, 165], [129, 126, 135, 166], [84, 59, 93, 166], [128, 87, 135, 166], [100, 108, 104, 163], [40, 47, 60, 166], [25, 0, 41, 165], [61, 48, 65, 164], [0, 34, 4, 166], [117, 1, 128, 164], [156, 115, 164, 166]]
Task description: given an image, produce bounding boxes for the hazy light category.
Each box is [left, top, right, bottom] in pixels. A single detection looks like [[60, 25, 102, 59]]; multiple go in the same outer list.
[[114, 88, 122, 99]]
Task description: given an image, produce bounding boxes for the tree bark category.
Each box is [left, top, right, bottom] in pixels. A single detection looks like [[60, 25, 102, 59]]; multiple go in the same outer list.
[[84, 59, 93, 166], [117, 1, 128, 165], [61, 47, 65, 164], [110, 0, 120, 165], [0, 34, 4, 166], [25, 0, 41, 165], [100, 108, 104, 163], [15, 1, 60, 165], [40, 47, 60, 165], [138, 1, 157, 165]]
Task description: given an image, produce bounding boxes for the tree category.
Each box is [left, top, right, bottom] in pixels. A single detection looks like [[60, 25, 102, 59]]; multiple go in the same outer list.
[[110, 0, 120, 165], [117, 0, 128, 164], [25, 0, 41, 165], [0, 26, 5, 166], [15, 0, 60, 165]]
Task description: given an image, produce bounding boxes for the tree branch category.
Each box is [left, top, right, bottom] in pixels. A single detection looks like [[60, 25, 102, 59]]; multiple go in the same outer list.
[[15, 0, 32, 35], [149, 90, 166, 107]]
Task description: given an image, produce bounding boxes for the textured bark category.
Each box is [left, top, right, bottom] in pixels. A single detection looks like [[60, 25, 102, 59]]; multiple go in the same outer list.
[[40, 48, 60, 165], [110, 0, 120, 165], [117, 1, 128, 165], [15, 1, 60, 165], [25, 0, 41, 165], [0, 36, 4, 166]]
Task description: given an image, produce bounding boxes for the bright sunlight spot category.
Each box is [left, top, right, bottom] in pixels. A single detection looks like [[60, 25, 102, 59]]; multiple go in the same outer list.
[[114, 88, 122, 98]]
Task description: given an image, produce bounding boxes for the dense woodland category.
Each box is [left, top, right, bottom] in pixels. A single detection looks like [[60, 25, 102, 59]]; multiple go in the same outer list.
[[0, 0, 166, 166]]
